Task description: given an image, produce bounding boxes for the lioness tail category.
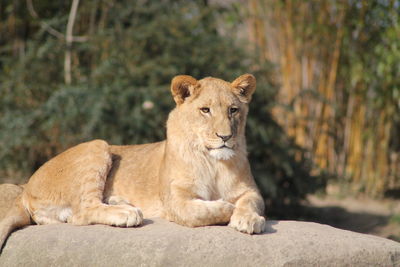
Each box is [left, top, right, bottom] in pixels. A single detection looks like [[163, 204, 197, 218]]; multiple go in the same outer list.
[[0, 196, 31, 252]]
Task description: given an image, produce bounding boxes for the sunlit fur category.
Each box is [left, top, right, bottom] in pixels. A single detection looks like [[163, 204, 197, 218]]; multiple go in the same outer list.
[[209, 148, 235, 160], [0, 74, 266, 251]]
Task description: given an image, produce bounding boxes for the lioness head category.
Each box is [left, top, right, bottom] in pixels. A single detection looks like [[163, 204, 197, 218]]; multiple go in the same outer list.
[[168, 74, 256, 160]]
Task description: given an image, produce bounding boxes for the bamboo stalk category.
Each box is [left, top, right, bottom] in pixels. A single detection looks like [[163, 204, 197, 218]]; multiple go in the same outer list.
[[249, 0, 397, 196]]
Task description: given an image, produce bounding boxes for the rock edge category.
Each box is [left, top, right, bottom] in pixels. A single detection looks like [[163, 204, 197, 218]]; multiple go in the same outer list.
[[1, 218, 399, 267]]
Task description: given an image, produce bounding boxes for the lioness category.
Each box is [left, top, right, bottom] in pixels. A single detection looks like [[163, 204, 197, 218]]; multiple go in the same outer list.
[[0, 74, 266, 249]]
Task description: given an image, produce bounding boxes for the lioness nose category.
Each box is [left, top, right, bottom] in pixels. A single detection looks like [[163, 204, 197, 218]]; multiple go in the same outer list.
[[216, 133, 232, 142]]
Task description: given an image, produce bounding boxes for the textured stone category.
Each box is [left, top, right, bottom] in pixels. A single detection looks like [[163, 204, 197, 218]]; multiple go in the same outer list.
[[1, 218, 399, 267]]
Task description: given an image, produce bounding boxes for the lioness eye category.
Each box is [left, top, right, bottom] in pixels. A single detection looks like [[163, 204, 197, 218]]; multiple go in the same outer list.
[[200, 107, 210, 113], [230, 107, 239, 114]]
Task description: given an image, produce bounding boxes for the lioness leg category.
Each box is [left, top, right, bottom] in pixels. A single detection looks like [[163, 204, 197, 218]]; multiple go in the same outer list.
[[68, 142, 143, 227], [24, 140, 142, 228], [164, 186, 234, 227], [166, 199, 234, 227], [71, 203, 142, 227], [32, 206, 72, 225], [72, 189, 143, 228]]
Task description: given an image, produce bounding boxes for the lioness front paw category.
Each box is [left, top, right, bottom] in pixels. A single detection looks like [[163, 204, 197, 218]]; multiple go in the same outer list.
[[228, 212, 266, 234], [108, 205, 143, 227]]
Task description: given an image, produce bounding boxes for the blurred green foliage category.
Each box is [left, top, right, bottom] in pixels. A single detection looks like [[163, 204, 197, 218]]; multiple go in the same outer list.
[[336, 1, 400, 194], [0, 0, 323, 215]]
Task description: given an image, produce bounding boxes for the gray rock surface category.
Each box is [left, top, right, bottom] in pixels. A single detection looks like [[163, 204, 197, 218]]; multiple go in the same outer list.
[[1, 218, 399, 267]]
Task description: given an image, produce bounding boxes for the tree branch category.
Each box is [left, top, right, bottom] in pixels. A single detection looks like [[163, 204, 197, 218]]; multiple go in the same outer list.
[[26, 0, 88, 42], [64, 0, 80, 85], [26, 0, 64, 39]]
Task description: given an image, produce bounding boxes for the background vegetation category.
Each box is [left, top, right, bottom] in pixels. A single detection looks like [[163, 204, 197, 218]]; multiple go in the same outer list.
[[248, 0, 400, 197], [0, 0, 321, 216], [0, 0, 399, 218]]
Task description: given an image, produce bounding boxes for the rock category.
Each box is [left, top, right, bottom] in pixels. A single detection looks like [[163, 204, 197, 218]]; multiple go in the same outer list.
[[0, 218, 399, 266], [0, 184, 23, 220]]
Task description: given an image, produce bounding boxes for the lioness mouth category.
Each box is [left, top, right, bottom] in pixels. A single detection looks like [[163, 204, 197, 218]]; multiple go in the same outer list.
[[207, 145, 233, 151]]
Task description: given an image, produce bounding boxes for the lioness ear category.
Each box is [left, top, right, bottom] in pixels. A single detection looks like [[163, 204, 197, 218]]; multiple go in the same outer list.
[[231, 74, 256, 103], [171, 75, 198, 105]]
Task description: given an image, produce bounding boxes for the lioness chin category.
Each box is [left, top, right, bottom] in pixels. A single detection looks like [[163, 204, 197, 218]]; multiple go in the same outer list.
[[0, 74, 266, 250]]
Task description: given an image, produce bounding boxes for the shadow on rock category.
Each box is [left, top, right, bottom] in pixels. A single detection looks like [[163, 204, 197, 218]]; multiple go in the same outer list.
[[263, 220, 278, 234], [269, 203, 393, 239]]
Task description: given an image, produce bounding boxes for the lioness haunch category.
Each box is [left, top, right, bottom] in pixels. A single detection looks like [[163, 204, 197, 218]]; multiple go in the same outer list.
[[0, 74, 266, 250]]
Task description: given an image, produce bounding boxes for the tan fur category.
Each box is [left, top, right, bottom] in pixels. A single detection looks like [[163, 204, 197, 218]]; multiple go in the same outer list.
[[0, 184, 24, 221], [0, 74, 265, 251]]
